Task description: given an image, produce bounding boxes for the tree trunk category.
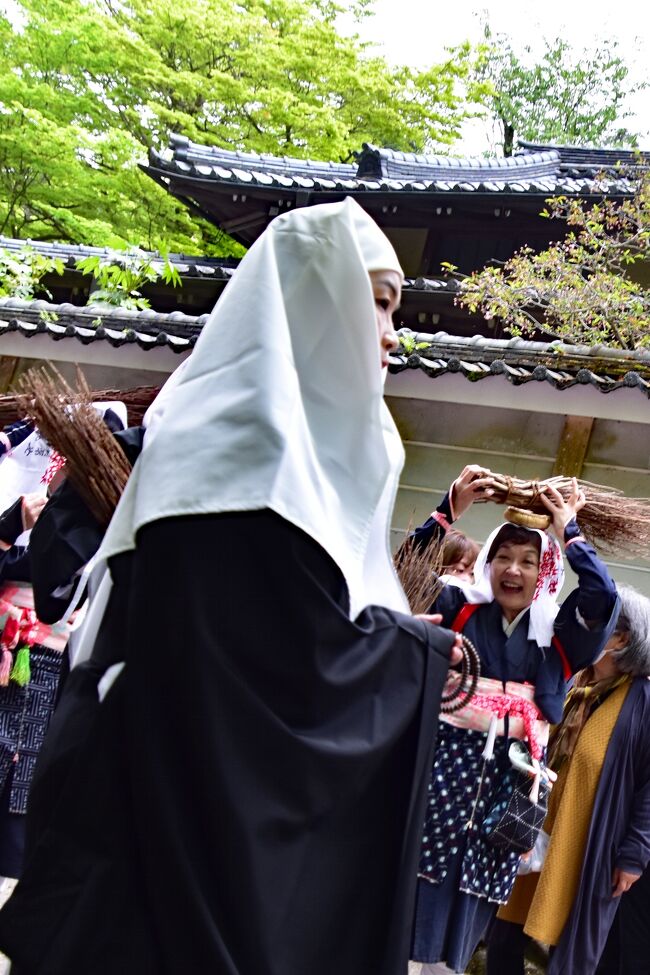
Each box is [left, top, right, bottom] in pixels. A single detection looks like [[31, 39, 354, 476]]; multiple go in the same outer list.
[[501, 118, 515, 157]]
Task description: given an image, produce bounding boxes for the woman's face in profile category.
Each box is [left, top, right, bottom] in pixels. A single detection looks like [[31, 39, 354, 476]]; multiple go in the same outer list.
[[369, 270, 401, 370], [445, 557, 476, 582]]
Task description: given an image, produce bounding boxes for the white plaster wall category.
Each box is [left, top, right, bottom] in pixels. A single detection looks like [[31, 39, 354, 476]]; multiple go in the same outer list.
[[386, 393, 650, 598]]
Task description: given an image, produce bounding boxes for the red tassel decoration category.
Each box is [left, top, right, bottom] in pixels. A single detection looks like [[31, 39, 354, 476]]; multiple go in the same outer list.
[[0, 648, 12, 687]]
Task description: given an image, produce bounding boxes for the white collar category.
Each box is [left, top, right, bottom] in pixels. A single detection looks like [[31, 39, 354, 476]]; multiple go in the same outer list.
[[502, 607, 529, 638]]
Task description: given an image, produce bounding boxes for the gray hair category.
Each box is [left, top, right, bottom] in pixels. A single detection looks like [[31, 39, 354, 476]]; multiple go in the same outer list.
[[612, 584, 650, 677]]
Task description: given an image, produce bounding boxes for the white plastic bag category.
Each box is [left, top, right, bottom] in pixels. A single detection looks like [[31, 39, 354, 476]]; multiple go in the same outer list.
[[517, 829, 550, 874]]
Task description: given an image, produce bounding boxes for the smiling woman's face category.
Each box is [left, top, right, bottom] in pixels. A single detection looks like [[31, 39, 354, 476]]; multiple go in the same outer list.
[[369, 269, 401, 370], [489, 541, 540, 622]]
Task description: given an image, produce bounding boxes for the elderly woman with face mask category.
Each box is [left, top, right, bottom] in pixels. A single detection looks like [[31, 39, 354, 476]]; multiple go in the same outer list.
[[408, 465, 620, 975], [0, 199, 461, 975], [488, 584, 650, 975]]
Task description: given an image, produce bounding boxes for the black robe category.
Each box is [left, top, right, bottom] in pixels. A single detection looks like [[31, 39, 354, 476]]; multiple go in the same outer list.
[[0, 510, 454, 975]]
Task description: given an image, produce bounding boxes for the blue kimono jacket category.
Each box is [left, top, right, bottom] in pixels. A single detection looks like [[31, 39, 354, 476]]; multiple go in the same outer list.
[[412, 498, 620, 721]]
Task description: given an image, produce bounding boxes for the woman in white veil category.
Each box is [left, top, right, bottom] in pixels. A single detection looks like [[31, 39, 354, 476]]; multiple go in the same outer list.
[[0, 199, 459, 975]]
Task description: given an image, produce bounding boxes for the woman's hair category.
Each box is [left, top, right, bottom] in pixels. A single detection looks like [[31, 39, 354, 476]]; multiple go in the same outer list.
[[442, 530, 480, 570], [611, 584, 650, 677], [486, 524, 542, 563]]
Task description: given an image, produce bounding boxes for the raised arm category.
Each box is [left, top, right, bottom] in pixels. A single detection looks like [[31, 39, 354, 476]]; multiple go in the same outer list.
[[406, 465, 495, 553], [541, 480, 618, 629]]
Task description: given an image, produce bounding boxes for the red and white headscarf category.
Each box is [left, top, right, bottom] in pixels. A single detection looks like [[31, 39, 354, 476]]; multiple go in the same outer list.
[[39, 400, 127, 488], [445, 523, 565, 647], [41, 451, 66, 487]]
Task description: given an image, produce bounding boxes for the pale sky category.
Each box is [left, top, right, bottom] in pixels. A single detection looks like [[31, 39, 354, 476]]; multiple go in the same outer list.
[[347, 0, 650, 154], [2, 0, 648, 155]]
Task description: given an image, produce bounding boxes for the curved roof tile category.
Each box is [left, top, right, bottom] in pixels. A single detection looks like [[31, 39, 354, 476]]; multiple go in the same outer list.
[[146, 136, 645, 198], [389, 328, 650, 397]]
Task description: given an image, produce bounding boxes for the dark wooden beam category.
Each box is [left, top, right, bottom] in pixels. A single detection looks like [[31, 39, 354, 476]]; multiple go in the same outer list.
[[0, 356, 20, 394], [552, 415, 595, 477], [220, 210, 270, 235]]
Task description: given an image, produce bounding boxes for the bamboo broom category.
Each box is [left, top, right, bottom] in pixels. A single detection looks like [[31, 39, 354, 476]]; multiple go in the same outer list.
[[17, 367, 132, 528], [0, 384, 160, 428], [394, 525, 445, 615], [480, 472, 650, 559]]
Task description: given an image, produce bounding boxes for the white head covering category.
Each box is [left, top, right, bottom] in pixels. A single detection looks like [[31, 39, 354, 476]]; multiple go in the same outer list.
[[100, 197, 408, 619], [0, 429, 52, 513], [444, 523, 565, 647], [94, 401, 128, 429]]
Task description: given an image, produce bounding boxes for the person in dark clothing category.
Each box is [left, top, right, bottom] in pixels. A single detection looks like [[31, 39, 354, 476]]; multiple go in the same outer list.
[[0, 491, 67, 880], [0, 198, 460, 975], [30, 423, 144, 625], [0, 494, 41, 584], [488, 584, 650, 975], [0, 406, 133, 881], [18, 424, 144, 853], [597, 864, 650, 974]]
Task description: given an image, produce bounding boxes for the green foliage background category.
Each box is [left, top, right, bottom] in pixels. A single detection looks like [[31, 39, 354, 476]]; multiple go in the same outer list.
[[475, 27, 644, 157], [1, 1, 644, 261], [453, 174, 650, 350], [0, 0, 482, 252]]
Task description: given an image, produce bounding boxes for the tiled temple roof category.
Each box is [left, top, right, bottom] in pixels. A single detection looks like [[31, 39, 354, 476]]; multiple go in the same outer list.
[[518, 141, 647, 172], [0, 242, 460, 302], [390, 330, 650, 396], [0, 236, 238, 282], [0, 297, 204, 353], [145, 136, 641, 198], [165, 134, 358, 181], [1, 296, 649, 398]]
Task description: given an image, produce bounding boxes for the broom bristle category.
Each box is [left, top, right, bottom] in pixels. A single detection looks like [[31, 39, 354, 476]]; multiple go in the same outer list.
[[484, 472, 650, 558], [17, 366, 132, 528], [0, 384, 159, 428], [394, 525, 445, 615]]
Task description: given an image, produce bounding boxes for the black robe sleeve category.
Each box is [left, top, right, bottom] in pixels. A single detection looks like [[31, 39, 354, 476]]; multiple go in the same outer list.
[[0, 544, 31, 583], [0, 498, 24, 545], [553, 519, 620, 675], [0, 498, 31, 583]]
